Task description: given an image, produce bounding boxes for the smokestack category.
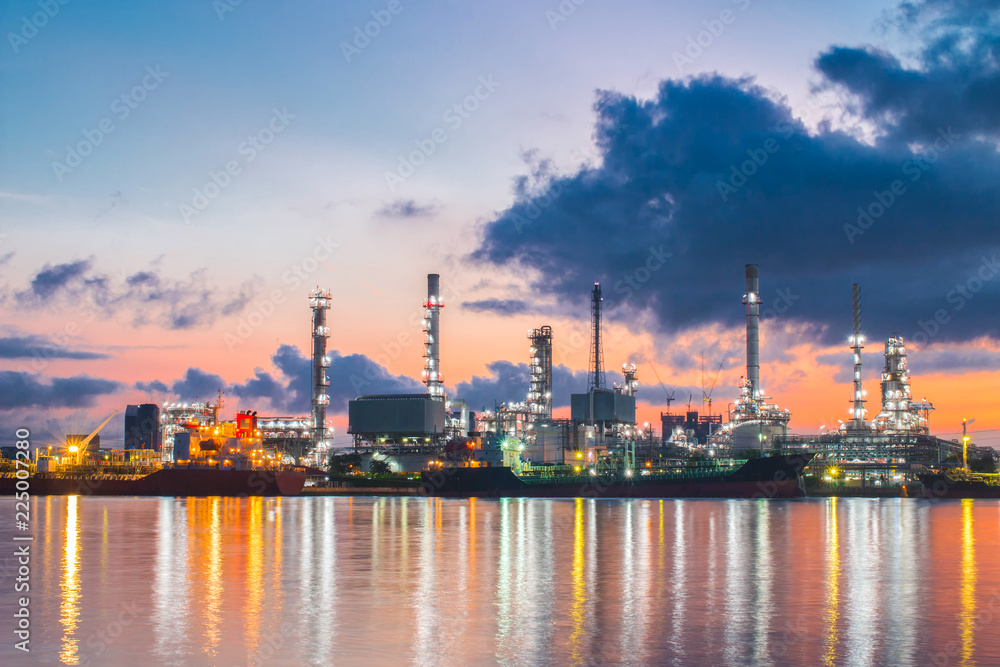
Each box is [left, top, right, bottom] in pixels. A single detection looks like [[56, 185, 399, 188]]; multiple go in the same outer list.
[[309, 288, 332, 451], [743, 265, 760, 398], [851, 283, 866, 429], [422, 274, 444, 399]]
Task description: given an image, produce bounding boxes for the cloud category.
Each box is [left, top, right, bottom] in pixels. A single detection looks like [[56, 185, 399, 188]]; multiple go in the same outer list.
[[0, 372, 121, 409], [13, 259, 261, 330], [0, 335, 107, 360], [819, 0, 1000, 144], [162, 344, 424, 415], [460, 298, 532, 316], [134, 379, 169, 393], [450, 360, 594, 411], [472, 6, 1000, 346], [376, 198, 440, 218]]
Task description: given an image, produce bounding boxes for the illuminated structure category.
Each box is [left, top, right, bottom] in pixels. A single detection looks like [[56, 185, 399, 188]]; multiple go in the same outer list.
[[310, 288, 331, 452], [617, 363, 638, 397], [871, 336, 931, 434], [847, 283, 869, 430], [527, 326, 553, 421], [711, 264, 791, 451], [422, 274, 445, 400]]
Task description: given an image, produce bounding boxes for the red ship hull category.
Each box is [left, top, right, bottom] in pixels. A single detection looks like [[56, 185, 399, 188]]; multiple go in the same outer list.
[[0, 467, 306, 497]]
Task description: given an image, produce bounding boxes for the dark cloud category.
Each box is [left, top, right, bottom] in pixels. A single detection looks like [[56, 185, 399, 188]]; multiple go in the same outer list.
[[817, 0, 1000, 144], [13, 259, 260, 330], [0, 335, 107, 360], [171, 368, 227, 400], [472, 4, 1000, 346], [0, 372, 121, 409], [165, 345, 423, 415], [134, 379, 169, 393], [377, 198, 440, 218], [460, 299, 531, 316]]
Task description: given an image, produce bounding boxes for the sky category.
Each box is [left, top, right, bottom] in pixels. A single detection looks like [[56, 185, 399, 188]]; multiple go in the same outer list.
[[1, 0, 999, 449]]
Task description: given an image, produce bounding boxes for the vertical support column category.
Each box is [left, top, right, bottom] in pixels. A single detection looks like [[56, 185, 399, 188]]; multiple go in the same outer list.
[[589, 283, 605, 390], [850, 283, 866, 429], [527, 326, 553, 420]]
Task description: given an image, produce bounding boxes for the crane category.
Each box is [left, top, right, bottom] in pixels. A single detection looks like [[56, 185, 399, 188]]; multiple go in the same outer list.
[[647, 362, 675, 413], [66, 410, 118, 461], [701, 352, 725, 416]]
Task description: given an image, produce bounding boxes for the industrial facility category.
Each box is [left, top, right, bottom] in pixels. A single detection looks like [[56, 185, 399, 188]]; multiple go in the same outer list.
[[36, 261, 989, 487]]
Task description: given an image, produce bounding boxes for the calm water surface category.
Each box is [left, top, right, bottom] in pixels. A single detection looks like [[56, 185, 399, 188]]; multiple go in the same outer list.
[[1, 496, 999, 666]]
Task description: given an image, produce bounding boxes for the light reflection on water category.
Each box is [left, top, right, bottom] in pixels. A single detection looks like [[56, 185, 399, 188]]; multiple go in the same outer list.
[[2, 496, 999, 666]]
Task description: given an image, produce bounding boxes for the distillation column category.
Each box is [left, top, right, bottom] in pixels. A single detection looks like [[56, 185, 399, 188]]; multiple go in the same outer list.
[[527, 326, 553, 420], [309, 288, 332, 450], [422, 274, 445, 399]]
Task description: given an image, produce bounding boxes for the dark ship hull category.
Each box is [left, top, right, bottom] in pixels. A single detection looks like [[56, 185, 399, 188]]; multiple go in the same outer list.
[[0, 466, 307, 497], [422, 454, 813, 499], [919, 473, 1000, 499]]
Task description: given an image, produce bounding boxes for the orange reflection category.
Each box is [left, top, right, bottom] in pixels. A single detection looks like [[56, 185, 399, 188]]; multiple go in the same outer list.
[[959, 499, 976, 666], [824, 498, 840, 666], [203, 498, 223, 657], [246, 497, 264, 654], [59, 496, 81, 665], [569, 498, 585, 665]]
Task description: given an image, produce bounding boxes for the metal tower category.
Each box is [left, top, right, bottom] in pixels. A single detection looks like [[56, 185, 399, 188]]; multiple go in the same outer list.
[[309, 288, 331, 450], [742, 264, 761, 399], [849, 283, 867, 429], [588, 282, 605, 390], [527, 326, 553, 420], [621, 363, 638, 396], [422, 274, 445, 399]]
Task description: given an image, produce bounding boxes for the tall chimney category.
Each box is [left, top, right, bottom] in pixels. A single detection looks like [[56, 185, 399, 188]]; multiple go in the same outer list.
[[742, 264, 760, 399], [422, 274, 444, 399], [850, 283, 866, 429]]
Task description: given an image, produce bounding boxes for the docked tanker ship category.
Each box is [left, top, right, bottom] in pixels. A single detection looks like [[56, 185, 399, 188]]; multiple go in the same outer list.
[[0, 409, 306, 497], [423, 439, 813, 499]]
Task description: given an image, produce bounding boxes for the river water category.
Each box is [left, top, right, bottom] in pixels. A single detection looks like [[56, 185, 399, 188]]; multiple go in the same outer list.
[[0, 496, 998, 666]]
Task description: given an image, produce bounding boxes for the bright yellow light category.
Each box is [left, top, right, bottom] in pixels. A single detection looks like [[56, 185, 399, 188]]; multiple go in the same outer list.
[[68, 445, 79, 453], [576, 452, 583, 459]]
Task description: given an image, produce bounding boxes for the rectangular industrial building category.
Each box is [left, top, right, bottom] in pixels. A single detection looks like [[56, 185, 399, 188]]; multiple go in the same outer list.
[[125, 403, 162, 451], [348, 394, 447, 436], [570, 388, 636, 424]]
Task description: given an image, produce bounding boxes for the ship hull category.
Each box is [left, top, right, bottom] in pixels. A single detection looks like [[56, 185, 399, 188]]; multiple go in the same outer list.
[[0, 467, 306, 497], [919, 474, 1000, 499], [422, 454, 812, 499]]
